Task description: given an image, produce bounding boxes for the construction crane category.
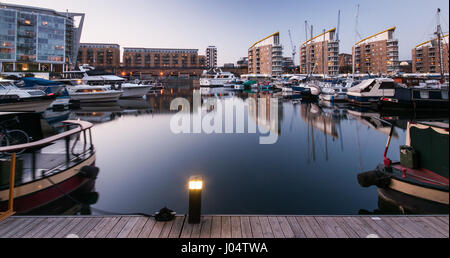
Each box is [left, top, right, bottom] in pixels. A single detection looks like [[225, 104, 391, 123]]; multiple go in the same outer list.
[[288, 29, 297, 62]]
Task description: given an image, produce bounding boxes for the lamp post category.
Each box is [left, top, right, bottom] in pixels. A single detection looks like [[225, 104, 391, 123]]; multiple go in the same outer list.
[[188, 176, 203, 224]]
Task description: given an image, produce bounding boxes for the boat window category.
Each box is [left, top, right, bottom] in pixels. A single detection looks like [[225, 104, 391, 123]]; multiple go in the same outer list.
[[362, 80, 377, 93], [379, 82, 395, 89]]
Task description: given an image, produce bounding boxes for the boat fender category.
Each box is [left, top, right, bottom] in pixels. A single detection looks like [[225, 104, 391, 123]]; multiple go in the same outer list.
[[357, 170, 392, 188], [78, 192, 99, 205], [155, 207, 176, 222], [79, 166, 100, 179]]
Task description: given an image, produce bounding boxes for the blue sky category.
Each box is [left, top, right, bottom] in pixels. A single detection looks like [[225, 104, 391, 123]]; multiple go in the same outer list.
[[3, 0, 449, 65]]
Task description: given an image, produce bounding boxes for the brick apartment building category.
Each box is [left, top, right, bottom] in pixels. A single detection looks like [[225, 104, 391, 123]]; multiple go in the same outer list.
[[412, 34, 449, 74], [353, 27, 399, 75], [77, 43, 121, 73], [248, 32, 283, 76], [299, 28, 339, 76]]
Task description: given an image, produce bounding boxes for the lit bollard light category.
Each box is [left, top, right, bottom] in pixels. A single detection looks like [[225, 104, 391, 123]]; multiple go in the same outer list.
[[188, 176, 203, 224]]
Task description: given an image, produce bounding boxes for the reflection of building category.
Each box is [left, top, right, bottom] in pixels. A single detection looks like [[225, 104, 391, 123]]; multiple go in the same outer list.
[[412, 34, 449, 74], [248, 32, 283, 76], [353, 27, 399, 75], [247, 93, 282, 135], [300, 28, 339, 75], [0, 3, 85, 72], [206, 46, 217, 68], [77, 43, 121, 73]]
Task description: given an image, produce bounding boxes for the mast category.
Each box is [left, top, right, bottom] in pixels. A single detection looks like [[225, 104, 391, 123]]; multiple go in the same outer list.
[[310, 25, 314, 77], [305, 21, 309, 76], [352, 4, 360, 78], [323, 29, 326, 77], [436, 8, 445, 82]]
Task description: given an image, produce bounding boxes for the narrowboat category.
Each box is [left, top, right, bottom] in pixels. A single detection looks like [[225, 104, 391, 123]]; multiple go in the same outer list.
[[358, 121, 449, 214]]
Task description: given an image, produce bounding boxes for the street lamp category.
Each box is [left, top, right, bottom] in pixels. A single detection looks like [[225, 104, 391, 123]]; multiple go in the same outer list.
[[188, 176, 203, 224]]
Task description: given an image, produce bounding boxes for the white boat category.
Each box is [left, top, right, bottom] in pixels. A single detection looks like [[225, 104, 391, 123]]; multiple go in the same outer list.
[[59, 65, 152, 98], [0, 79, 55, 113], [347, 78, 396, 105], [66, 85, 123, 103], [319, 78, 354, 102], [200, 68, 237, 87]]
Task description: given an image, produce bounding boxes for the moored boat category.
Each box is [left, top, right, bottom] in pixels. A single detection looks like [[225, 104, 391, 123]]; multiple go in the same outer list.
[[347, 78, 396, 105]]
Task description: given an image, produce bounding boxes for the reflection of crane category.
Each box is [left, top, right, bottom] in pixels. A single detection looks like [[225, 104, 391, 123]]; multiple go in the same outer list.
[[288, 30, 297, 62]]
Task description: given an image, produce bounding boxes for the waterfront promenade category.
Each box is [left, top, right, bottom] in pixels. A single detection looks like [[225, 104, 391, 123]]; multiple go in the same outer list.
[[0, 215, 448, 238]]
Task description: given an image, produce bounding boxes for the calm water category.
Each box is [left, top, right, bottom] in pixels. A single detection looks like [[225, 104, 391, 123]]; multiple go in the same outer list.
[[42, 87, 444, 215]]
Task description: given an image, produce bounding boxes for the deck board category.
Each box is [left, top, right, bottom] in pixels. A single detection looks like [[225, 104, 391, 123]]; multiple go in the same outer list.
[[0, 215, 447, 238]]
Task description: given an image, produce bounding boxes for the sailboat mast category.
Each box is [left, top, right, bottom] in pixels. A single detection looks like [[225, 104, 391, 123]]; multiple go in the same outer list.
[[305, 21, 309, 76], [352, 4, 360, 77], [436, 8, 445, 81]]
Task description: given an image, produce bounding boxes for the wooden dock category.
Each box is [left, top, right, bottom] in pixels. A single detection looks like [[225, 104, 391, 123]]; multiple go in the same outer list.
[[0, 215, 448, 238]]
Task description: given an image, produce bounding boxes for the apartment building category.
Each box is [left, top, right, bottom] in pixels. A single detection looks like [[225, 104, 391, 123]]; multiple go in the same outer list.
[[299, 28, 339, 76], [248, 32, 283, 76], [77, 43, 120, 72], [123, 48, 205, 68], [0, 2, 84, 72], [206, 46, 217, 68], [412, 34, 449, 74], [353, 27, 399, 75]]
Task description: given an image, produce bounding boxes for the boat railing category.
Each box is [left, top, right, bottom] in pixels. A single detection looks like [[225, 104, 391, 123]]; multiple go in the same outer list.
[[0, 120, 95, 222]]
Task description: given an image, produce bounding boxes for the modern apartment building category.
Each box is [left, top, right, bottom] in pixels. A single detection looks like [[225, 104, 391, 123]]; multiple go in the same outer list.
[[412, 34, 449, 74], [353, 27, 399, 75], [206, 46, 217, 68], [123, 48, 206, 68], [248, 32, 283, 76], [0, 2, 84, 72], [77, 43, 121, 72], [299, 28, 339, 76]]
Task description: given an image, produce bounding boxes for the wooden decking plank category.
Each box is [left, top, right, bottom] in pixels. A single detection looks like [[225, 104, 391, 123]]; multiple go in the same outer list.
[[168, 216, 185, 238], [436, 216, 448, 225], [304, 217, 327, 238], [31, 217, 65, 238], [76, 218, 103, 238], [85, 217, 111, 238], [231, 217, 242, 238], [159, 220, 174, 238], [200, 216, 212, 238], [277, 217, 295, 238], [41, 217, 75, 238], [314, 217, 340, 238], [388, 217, 427, 238], [127, 217, 149, 238], [94, 217, 121, 238], [117, 217, 140, 238], [360, 217, 392, 238], [106, 217, 130, 238], [259, 217, 274, 238], [68, 218, 95, 237], [147, 221, 165, 238], [0, 218, 19, 235], [211, 216, 222, 238], [12, 218, 46, 238], [317, 217, 348, 238], [333, 217, 359, 238], [0, 218, 28, 237], [366, 217, 403, 238], [268, 217, 284, 238], [221, 216, 232, 238], [288, 217, 308, 238], [181, 220, 194, 238], [342, 217, 370, 238], [240, 217, 253, 238], [380, 217, 414, 238], [249, 217, 263, 238], [408, 217, 446, 238], [190, 220, 203, 238], [23, 218, 59, 238], [418, 217, 449, 238]]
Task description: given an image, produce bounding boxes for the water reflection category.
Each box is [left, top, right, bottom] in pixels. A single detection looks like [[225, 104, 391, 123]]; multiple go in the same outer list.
[[37, 87, 448, 215]]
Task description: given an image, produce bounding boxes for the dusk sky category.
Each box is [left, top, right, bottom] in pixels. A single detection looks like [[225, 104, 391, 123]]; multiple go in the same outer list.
[[3, 0, 449, 65]]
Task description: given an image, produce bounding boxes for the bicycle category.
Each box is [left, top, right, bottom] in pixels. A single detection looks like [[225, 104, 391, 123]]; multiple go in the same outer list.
[[0, 117, 31, 155]]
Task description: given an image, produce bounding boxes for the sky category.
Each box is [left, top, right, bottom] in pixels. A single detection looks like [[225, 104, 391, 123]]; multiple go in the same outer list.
[[2, 0, 449, 66]]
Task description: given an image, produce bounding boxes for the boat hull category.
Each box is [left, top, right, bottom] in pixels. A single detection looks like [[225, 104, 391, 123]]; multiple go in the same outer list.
[[69, 92, 123, 103], [120, 86, 152, 98], [0, 97, 55, 113]]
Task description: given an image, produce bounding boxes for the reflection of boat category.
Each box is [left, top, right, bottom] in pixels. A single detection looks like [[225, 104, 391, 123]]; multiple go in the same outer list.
[[346, 109, 399, 137], [358, 121, 449, 214], [118, 99, 152, 110], [0, 115, 98, 216], [0, 79, 56, 113], [300, 103, 339, 139]]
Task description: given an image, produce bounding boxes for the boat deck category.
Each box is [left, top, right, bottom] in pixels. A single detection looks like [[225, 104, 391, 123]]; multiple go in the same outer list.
[[0, 215, 448, 238]]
